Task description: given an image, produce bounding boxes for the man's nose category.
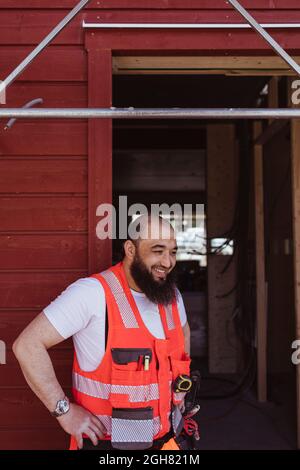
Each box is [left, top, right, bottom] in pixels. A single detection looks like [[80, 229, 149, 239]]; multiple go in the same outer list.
[[160, 253, 172, 269]]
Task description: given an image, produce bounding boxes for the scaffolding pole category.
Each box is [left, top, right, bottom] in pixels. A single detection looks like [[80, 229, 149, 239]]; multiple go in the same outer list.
[[228, 0, 300, 77], [0, 0, 90, 96], [83, 21, 300, 29], [0, 108, 300, 119]]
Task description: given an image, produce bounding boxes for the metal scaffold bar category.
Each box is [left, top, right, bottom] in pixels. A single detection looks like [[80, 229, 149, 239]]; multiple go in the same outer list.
[[228, 0, 300, 78], [0, 108, 300, 119], [83, 21, 300, 29], [0, 0, 91, 96]]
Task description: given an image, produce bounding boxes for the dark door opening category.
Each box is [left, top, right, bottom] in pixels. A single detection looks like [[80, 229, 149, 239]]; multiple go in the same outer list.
[[111, 73, 297, 449]]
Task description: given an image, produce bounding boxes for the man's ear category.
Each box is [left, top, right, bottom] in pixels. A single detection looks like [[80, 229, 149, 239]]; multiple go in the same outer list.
[[123, 240, 136, 260]]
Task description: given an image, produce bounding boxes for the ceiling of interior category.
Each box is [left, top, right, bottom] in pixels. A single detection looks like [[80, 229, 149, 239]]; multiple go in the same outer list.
[[113, 74, 269, 108]]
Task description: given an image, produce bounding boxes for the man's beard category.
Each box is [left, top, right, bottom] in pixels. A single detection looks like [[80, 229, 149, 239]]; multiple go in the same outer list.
[[130, 253, 177, 305]]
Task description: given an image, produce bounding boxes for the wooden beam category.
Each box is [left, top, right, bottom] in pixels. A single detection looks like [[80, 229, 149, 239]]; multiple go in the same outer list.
[[288, 74, 300, 449], [268, 77, 279, 108], [254, 121, 267, 403], [207, 124, 239, 374], [268, 77, 279, 125], [255, 76, 286, 147], [291, 120, 300, 450], [113, 56, 300, 76], [254, 120, 289, 146], [87, 48, 112, 274]]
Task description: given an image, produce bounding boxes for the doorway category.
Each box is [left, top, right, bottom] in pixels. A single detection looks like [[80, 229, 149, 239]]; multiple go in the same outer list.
[[111, 73, 297, 448]]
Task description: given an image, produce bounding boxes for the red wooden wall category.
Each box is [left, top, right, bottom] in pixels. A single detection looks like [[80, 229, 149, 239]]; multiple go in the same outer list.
[[1, 0, 300, 450]]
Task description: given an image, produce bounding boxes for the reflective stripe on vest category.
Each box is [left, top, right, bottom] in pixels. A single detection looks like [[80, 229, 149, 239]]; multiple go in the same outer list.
[[73, 372, 160, 402], [165, 304, 175, 331], [93, 414, 162, 437], [101, 270, 139, 329], [101, 269, 176, 332], [172, 405, 184, 437], [73, 372, 110, 400]]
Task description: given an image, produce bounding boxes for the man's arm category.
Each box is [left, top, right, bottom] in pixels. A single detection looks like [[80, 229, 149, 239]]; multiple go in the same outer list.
[[13, 312, 106, 449], [182, 321, 191, 356]]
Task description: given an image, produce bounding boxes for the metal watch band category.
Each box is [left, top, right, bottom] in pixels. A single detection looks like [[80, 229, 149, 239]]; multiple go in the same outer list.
[[50, 396, 70, 418]]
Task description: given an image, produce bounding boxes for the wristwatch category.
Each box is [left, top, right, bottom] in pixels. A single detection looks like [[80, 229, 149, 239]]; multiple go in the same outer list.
[[50, 396, 70, 418]]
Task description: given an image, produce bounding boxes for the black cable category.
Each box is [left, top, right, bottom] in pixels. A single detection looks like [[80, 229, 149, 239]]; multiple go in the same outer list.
[[198, 348, 256, 400], [216, 280, 240, 299], [219, 244, 237, 274]]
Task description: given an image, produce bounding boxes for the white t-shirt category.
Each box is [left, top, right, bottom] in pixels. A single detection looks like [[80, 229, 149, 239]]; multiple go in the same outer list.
[[44, 277, 187, 372]]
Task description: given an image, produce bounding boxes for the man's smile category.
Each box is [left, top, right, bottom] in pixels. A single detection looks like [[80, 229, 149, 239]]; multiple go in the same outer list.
[[152, 267, 169, 280]]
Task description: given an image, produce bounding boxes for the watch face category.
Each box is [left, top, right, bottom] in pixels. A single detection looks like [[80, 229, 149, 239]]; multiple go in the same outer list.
[[58, 399, 69, 414]]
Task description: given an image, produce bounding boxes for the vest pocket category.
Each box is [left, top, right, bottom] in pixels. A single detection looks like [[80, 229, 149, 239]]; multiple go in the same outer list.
[[111, 348, 153, 366], [111, 367, 150, 386], [111, 407, 154, 450], [170, 353, 191, 379], [170, 353, 191, 405], [111, 347, 153, 387]]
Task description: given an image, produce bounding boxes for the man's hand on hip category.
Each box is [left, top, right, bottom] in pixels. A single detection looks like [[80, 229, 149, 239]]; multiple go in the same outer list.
[[57, 403, 106, 449]]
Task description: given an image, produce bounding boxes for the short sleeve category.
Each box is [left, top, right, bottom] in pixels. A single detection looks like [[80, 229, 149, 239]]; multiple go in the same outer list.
[[176, 289, 188, 327], [43, 277, 106, 339]]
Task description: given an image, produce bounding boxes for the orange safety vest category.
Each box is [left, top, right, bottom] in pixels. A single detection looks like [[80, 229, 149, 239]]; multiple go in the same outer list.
[[69, 261, 190, 450]]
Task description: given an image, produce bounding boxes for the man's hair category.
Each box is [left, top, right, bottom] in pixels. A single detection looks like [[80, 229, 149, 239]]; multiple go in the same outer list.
[[121, 214, 173, 259], [121, 236, 138, 259]]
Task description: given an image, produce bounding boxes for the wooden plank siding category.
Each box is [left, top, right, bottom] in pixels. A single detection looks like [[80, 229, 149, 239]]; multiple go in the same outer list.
[[1, 10, 300, 48], [1, 0, 300, 450], [2, 1, 300, 9], [0, 4, 90, 450]]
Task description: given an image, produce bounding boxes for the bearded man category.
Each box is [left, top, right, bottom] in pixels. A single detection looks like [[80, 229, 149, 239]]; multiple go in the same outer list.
[[13, 215, 191, 450]]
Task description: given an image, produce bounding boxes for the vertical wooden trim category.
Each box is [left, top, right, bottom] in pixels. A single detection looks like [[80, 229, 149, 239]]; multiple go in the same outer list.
[[87, 48, 112, 274], [288, 75, 300, 449], [253, 121, 267, 402], [291, 118, 300, 449], [207, 124, 239, 374], [268, 77, 279, 107]]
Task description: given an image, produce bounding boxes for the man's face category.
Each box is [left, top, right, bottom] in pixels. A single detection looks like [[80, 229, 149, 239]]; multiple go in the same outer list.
[[129, 237, 178, 305], [136, 238, 177, 281]]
